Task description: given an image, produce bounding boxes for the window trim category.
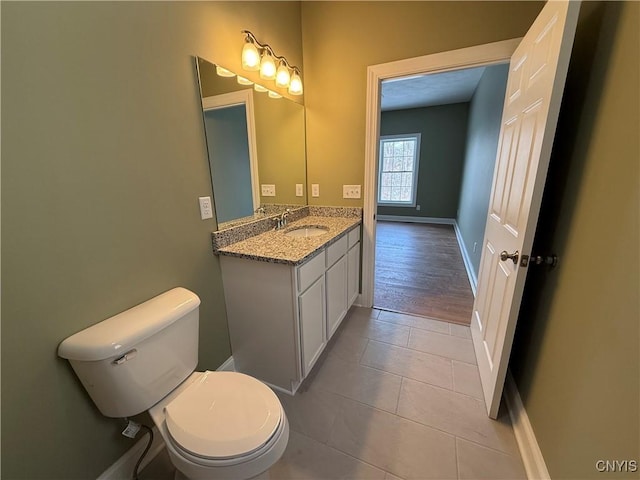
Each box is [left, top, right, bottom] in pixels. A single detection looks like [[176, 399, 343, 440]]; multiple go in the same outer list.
[[377, 133, 421, 207]]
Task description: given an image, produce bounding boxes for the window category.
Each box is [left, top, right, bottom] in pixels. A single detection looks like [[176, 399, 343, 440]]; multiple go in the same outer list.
[[378, 134, 421, 206]]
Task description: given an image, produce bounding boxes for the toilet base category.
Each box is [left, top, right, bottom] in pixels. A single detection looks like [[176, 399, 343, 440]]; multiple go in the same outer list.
[[174, 467, 272, 480]]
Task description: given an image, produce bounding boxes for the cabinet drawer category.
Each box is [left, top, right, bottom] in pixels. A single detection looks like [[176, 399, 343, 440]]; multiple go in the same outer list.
[[326, 235, 348, 268], [348, 226, 361, 248], [297, 252, 325, 293]]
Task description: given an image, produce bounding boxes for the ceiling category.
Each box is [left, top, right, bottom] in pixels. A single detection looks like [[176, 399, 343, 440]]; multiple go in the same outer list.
[[381, 66, 487, 111]]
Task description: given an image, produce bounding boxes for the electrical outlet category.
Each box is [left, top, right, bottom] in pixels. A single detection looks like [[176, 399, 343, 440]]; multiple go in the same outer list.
[[342, 185, 361, 199], [311, 184, 320, 197], [198, 196, 213, 220], [261, 184, 276, 197], [296, 184, 304, 197], [473, 242, 478, 253], [416, 204, 421, 211]]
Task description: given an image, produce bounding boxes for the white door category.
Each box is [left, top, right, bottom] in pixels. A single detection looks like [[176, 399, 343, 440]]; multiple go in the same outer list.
[[472, 1, 580, 418]]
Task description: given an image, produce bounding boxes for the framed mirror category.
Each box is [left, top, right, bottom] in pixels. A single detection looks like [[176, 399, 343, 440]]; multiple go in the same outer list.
[[195, 57, 307, 229]]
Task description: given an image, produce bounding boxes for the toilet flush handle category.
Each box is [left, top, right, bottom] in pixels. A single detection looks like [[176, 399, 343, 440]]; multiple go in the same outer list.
[[112, 349, 137, 365]]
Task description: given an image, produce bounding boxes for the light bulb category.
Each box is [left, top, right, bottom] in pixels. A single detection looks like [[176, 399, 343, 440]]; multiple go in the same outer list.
[[237, 76, 253, 85], [254, 84, 268, 93], [268, 90, 282, 99], [215, 66, 235, 77], [275, 63, 291, 88], [288, 71, 303, 95], [242, 42, 260, 71], [260, 51, 276, 80]]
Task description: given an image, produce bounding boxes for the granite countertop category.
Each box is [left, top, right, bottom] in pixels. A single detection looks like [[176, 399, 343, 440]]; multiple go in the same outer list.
[[216, 215, 361, 265]]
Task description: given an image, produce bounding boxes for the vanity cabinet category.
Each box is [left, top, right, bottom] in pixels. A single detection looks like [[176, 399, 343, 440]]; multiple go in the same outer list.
[[219, 224, 360, 394], [347, 238, 360, 307], [325, 237, 349, 340], [298, 276, 325, 377]]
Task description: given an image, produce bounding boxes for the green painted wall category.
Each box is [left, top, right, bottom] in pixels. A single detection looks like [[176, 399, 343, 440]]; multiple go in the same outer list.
[[510, 2, 640, 478], [378, 104, 469, 219], [1, 2, 303, 478], [456, 64, 509, 277], [300, 1, 544, 206]]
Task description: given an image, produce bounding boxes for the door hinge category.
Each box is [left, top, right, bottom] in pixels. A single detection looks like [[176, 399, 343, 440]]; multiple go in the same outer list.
[[532, 254, 558, 268]]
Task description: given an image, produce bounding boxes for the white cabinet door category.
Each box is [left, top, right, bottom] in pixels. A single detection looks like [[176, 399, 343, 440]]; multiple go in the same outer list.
[[347, 243, 360, 308], [326, 255, 348, 340], [299, 276, 326, 377]]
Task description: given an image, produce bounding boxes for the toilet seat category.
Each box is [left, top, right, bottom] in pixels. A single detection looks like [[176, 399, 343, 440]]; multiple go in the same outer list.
[[164, 371, 283, 461]]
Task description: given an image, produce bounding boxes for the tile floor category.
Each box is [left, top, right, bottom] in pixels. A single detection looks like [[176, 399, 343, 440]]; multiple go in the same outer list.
[[141, 307, 526, 480]]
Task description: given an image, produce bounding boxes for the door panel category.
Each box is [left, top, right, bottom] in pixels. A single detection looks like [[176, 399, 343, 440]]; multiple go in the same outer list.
[[299, 277, 326, 377], [471, 1, 580, 418]]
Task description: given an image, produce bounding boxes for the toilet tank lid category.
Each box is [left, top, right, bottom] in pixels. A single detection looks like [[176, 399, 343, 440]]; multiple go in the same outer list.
[[58, 287, 200, 361]]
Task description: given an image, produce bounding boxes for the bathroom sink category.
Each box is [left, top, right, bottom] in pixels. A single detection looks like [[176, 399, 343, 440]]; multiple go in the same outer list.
[[284, 226, 330, 238]]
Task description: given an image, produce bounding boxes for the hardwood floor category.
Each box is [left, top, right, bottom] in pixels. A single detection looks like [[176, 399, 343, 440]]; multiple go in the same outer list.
[[374, 221, 474, 325]]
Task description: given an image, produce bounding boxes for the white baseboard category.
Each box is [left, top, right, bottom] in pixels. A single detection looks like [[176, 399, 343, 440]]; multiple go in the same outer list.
[[453, 222, 478, 296], [97, 425, 164, 480], [98, 356, 237, 479], [354, 296, 362, 307], [377, 215, 455, 225], [504, 371, 550, 480], [218, 356, 236, 372]]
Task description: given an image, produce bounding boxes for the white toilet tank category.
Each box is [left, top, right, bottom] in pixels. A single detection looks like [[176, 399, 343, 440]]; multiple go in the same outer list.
[[58, 287, 200, 418]]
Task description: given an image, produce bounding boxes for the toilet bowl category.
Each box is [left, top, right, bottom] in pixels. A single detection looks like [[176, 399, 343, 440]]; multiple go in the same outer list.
[[149, 370, 289, 480], [57, 287, 288, 480]]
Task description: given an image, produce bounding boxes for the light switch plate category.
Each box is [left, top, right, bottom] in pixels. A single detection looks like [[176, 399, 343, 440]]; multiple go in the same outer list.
[[296, 184, 304, 197], [311, 184, 320, 197], [261, 184, 276, 197], [342, 185, 361, 199], [198, 196, 213, 220]]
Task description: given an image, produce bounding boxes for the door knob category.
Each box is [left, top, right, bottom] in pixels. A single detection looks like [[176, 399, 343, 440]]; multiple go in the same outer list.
[[500, 250, 519, 264]]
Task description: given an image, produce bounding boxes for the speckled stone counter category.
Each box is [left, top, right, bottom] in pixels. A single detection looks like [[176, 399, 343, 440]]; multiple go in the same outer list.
[[214, 212, 361, 265]]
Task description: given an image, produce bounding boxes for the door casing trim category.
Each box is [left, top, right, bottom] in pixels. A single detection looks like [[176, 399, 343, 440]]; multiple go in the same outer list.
[[361, 38, 521, 307]]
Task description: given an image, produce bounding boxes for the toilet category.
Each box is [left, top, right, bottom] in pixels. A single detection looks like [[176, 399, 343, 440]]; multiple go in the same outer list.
[[58, 287, 289, 479]]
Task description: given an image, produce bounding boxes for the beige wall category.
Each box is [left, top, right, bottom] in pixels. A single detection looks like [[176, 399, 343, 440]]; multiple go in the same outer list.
[[511, 2, 640, 478], [300, 1, 544, 206], [1, 2, 302, 478], [254, 93, 307, 205]]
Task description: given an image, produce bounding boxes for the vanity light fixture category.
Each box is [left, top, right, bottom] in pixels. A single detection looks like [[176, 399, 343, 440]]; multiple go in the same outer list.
[[275, 61, 291, 88], [268, 90, 282, 99], [288, 68, 303, 95], [254, 83, 268, 93], [215, 65, 236, 78], [237, 76, 253, 86], [241, 38, 260, 71], [260, 48, 277, 80], [241, 30, 303, 96]]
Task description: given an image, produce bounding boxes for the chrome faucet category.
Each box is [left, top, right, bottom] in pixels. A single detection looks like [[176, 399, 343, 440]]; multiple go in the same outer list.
[[273, 209, 291, 230], [280, 209, 291, 226], [254, 206, 266, 215]]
